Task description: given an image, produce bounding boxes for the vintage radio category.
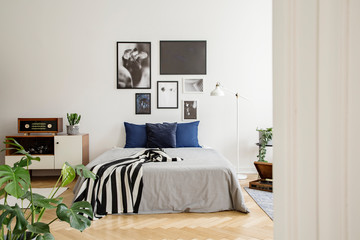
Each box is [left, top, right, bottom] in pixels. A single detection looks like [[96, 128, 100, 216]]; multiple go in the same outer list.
[[18, 118, 63, 135]]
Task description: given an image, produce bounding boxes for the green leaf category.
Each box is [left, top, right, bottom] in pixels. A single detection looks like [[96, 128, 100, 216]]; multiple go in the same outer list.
[[3, 138, 24, 150], [27, 222, 50, 234], [13, 155, 39, 168], [74, 164, 96, 180], [34, 197, 63, 209], [21, 192, 63, 209], [67, 113, 81, 125], [36, 233, 55, 240], [13, 205, 28, 235], [61, 163, 76, 187], [56, 202, 93, 232], [14, 149, 40, 160], [3, 138, 40, 168], [14, 149, 30, 155], [0, 204, 28, 235], [73, 113, 78, 123], [0, 165, 30, 198], [0, 147, 16, 153], [14, 156, 31, 168], [0, 204, 13, 226]]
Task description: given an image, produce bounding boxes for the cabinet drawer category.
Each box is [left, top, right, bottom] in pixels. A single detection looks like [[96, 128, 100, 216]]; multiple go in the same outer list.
[[5, 155, 55, 169]]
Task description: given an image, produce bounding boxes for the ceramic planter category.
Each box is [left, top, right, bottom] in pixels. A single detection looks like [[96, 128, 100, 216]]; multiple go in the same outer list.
[[66, 125, 79, 135]]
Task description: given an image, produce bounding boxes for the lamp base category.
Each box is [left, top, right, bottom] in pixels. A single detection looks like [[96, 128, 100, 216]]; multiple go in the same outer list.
[[237, 173, 247, 180]]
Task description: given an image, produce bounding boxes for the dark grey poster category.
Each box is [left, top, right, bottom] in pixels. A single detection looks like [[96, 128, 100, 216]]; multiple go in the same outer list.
[[160, 41, 206, 75]]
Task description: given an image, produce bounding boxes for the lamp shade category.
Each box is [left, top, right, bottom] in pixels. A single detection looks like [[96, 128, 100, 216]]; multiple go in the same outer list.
[[210, 85, 225, 96]]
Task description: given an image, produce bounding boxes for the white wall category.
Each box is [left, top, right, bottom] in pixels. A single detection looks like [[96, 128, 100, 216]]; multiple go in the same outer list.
[[0, 0, 272, 172], [274, 0, 360, 239]]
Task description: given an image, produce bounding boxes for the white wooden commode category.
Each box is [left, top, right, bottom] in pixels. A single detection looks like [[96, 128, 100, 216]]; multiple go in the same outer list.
[[5, 134, 89, 170]]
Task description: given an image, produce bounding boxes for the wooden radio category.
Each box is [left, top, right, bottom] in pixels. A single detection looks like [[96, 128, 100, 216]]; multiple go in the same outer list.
[[18, 118, 63, 135]]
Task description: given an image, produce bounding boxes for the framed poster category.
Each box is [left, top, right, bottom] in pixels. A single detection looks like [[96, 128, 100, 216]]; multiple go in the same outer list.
[[157, 81, 178, 109], [183, 78, 204, 93], [135, 93, 151, 114], [183, 100, 198, 120], [117, 42, 151, 89], [160, 41, 206, 75]]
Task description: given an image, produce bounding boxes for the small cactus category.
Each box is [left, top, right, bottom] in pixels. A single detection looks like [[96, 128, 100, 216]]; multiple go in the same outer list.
[[67, 113, 81, 125]]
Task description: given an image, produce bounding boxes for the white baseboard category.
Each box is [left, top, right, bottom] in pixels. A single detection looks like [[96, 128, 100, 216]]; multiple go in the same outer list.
[[238, 167, 257, 174]]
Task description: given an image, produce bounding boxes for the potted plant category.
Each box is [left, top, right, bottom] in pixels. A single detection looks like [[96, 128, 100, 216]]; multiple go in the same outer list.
[[254, 128, 273, 183], [257, 127, 272, 162], [0, 138, 95, 240], [66, 113, 81, 135]]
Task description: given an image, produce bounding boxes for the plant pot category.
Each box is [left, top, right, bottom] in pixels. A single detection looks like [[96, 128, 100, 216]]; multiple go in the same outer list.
[[20, 232, 37, 240], [259, 131, 273, 145], [250, 161, 273, 192], [66, 125, 79, 135], [254, 161, 273, 180]]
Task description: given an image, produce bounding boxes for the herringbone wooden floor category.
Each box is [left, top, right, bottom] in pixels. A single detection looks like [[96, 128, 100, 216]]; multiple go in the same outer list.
[[34, 174, 273, 240]]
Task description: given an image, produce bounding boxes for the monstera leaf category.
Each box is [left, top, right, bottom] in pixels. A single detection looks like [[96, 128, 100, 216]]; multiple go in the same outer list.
[[61, 162, 96, 187], [21, 191, 63, 209], [27, 222, 50, 234], [0, 165, 30, 198], [0, 204, 27, 236], [2, 138, 24, 150], [0, 138, 96, 239], [56, 202, 93, 232], [36, 233, 55, 240], [27, 222, 54, 240], [60, 163, 76, 187], [74, 164, 96, 180], [0, 204, 13, 226], [2, 138, 40, 168], [14, 156, 39, 168]]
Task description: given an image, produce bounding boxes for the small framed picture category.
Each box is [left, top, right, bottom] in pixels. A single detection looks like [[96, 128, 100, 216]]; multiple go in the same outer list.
[[157, 81, 178, 109], [183, 78, 204, 93], [183, 100, 198, 120], [135, 93, 151, 114], [117, 42, 151, 89]]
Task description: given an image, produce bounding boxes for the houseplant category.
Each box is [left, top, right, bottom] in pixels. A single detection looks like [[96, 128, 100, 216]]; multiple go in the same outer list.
[[0, 138, 95, 240], [256, 127, 272, 162], [254, 128, 273, 183], [66, 113, 81, 135]]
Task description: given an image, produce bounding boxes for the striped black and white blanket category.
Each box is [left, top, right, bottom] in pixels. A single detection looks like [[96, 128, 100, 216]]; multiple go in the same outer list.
[[74, 148, 182, 219]]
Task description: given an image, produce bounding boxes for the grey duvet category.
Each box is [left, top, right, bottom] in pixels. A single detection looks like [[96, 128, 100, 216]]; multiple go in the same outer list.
[[73, 147, 249, 214]]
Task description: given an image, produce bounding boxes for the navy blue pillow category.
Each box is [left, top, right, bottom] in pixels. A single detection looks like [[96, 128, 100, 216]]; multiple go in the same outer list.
[[146, 123, 177, 148], [124, 122, 147, 148], [176, 121, 201, 147]]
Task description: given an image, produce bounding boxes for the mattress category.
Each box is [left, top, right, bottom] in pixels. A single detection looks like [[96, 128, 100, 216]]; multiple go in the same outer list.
[[73, 147, 249, 214]]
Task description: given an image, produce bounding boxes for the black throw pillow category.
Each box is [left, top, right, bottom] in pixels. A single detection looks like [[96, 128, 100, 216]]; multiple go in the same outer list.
[[146, 122, 177, 148]]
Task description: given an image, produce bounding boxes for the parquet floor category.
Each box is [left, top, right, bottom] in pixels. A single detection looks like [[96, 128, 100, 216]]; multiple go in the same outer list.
[[33, 174, 273, 240]]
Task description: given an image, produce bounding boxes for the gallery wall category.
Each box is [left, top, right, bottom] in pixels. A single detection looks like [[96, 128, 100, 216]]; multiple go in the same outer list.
[[0, 0, 272, 172]]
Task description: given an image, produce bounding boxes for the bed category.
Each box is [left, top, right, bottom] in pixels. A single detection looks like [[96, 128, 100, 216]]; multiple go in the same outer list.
[[73, 147, 249, 215]]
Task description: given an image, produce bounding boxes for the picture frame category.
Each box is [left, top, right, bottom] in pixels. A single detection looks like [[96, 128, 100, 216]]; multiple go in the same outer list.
[[160, 41, 206, 75], [183, 78, 204, 93], [157, 81, 178, 109], [183, 100, 198, 120], [135, 93, 151, 114], [117, 42, 151, 89]]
